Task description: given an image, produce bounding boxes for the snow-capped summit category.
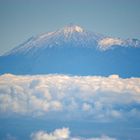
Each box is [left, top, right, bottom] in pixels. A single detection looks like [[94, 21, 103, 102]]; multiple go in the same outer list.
[[0, 24, 140, 77], [62, 24, 84, 33], [37, 24, 85, 41], [4, 24, 103, 56]]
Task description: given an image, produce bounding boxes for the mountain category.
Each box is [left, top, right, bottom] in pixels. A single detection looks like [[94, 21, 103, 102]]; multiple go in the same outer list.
[[0, 24, 140, 77]]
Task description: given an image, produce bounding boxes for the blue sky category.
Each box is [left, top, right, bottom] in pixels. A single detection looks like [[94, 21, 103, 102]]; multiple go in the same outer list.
[[0, 0, 140, 55]]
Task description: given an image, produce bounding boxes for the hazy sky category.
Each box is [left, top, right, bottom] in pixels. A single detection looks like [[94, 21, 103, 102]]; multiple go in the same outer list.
[[0, 0, 140, 54]]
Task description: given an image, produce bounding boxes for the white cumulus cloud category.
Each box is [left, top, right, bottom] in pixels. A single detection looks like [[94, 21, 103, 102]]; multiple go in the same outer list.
[[0, 74, 140, 120], [31, 128, 69, 140], [31, 127, 116, 140]]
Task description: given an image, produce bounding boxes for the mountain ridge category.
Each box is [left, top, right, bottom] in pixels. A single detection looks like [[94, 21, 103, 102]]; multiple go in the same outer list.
[[3, 24, 140, 56], [0, 24, 140, 77]]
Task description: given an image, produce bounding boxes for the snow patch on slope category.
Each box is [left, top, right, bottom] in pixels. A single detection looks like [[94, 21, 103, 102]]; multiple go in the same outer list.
[[98, 38, 123, 50]]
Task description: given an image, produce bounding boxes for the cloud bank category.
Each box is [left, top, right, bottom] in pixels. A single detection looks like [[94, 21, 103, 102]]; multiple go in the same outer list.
[[31, 127, 116, 140], [0, 74, 140, 121]]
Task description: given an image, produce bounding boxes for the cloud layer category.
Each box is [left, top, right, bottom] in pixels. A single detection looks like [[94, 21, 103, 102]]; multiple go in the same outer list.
[[0, 74, 140, 121], [31, 127, 116, 140]]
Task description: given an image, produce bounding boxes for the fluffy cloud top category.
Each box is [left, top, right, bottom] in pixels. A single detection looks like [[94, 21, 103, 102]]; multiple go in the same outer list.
[[0, 74, 140, 120], [31, 128, 69, 140], [31, 127, 116, 140]]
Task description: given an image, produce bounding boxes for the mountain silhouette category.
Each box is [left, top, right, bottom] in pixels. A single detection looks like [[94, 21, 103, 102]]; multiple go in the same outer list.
[[0, 24, 140, 77]]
